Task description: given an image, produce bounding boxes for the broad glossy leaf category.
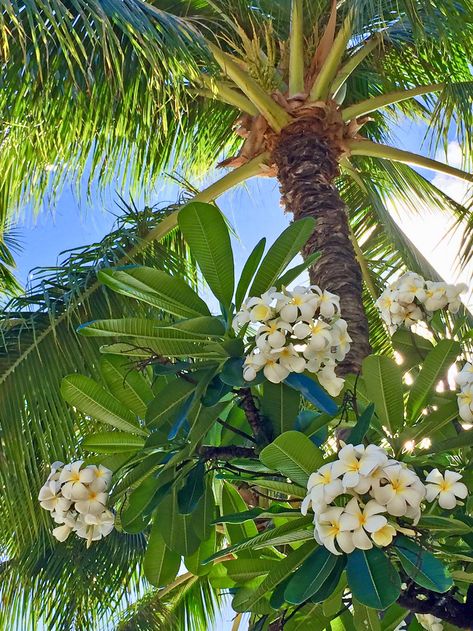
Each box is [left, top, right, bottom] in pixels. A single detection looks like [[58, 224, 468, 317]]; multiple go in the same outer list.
[[284, 546, 339, 604], [82, 431, 145, 453], [379, 604, 408, 631], [201, 375, 232, 406], [220, 357, 265, 386], [233, 541, 315, 610], [391, 329, 434, 370], [259, 431, 324, 486], [235, 237, 266, 310], [146, 379, 197, 429], [262, 381, 301, 436], [310, 557, 346, 604], [98, 266, 210, 318], [220, 481, 258, 557], [143, 520, 181, 587], [417, 515, 471, 535], [285, 372, 338, 415], [223, 558, 278, 583], [402, 399, 459, 441], [284, 604, 327, 631], [178, 461, 206, 514], [100, 354, 153, 418], [347, 548, 401, 610], [348, 404, 375, 444], [407, 339, 461, 419], [353, 599, 381, 631], [61, 374, 147, 436], [249, 218, 316, 296], [245, 479, 306, 498], [362, 356, 404, 434], [185, 529, 216, 576], [178, 202, 235, 307], [121, 476, 161, 532], [158, 487, 201, 556], [394, 535, 452, 592]]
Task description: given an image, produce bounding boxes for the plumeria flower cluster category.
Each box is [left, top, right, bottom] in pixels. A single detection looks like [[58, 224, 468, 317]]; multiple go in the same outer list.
[[301, 443, 468, 555], [376, 271, 467, 334], [455, 362, 473, 423], [232, 285, 350, 395], [38, 460, 114, 548]]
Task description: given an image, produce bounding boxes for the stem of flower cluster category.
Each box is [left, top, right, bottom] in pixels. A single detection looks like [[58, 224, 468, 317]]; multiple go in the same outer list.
[[198, 446, 258, 461]]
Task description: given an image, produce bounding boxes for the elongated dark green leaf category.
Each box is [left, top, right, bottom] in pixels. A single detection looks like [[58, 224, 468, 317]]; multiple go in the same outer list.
[[407, 340, 461, 419], [98, 266, 210, 318], [402, 399, 459, 441], [246, 479, 306, 498], [362, 356, 404, 434], [82, 431, 145, 453], [146, 379, 197, 429], [61, 374, 147, 435], [424, 427, 473, 453], [143, 520, 181, 587], [178, 201, 234, 307], [284, 546, 339, 605], [348, 404, 375, 444], [275, 252, 320, 289], [249, 218, 316, 296], [178, 461, 206, 514], [223, 558, 278, 583], [262, 381, 300, 436], [285, 373, 338, 415], [417, 515, 471, 534], [391, 329, 434, 370], [214, 505, 300, 523], [100, 354, 153, 418], [259, 431, 324, 486], [121, 476, 161, 532], [158, 486, 202, 556], [233, 541, 316, 610], [310, 557, 346, 604], [394, 536, 452, 592], [220, 357, 265, 386], [184, 529, 216, 577], [235, 237, 266, 310], [353, 599, 381, 631], [347, 548, 401, 610], [220, 481, 258, 559]]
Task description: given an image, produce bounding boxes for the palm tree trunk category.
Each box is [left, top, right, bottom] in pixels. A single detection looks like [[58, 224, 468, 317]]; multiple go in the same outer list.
[[272, 120, 370, 375]]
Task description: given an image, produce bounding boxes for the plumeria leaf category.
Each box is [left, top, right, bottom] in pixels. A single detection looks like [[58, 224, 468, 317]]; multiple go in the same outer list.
[[284, 546, 339, 605], [143, 519, 181, 587], [347, 403, 375, 445], [82, 432, 145, 454], [347, 548, 401, 610], [262, 381, 301, 436], [178, 461, 206, 515], [235, 237, 266, 310], [362, 356, 404, 435], [259, 430, 324, 487], [275, 252, 320, 290], [393, 536, 453, 593], [284, 372, 338, 415], [146, 378, 197, 429], [220, 357, 265, 386]]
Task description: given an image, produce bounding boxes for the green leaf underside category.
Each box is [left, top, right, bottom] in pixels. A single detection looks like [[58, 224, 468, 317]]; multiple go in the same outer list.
[[235, 238, 266, 310], [347, 548, 401, 610], [362, 356, 404, 435], [259, 431, 323, 487], [285, 546, 340, 604], [394, 536, 452, 592]]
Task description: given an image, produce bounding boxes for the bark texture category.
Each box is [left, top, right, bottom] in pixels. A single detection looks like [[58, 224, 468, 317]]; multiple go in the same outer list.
[[272, 119, 371, 375]]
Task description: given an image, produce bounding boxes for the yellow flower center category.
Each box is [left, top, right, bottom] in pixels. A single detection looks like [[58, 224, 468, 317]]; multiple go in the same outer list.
[[439, 480, 451, 492], [460, 392, 472, 405], [391, 480, 405, 493], [292, 296, 303, 306], [320, 471, 332, 484], [71, 472, 81, 482], [328, 524, 340, 537], [347, 460, 361, 472], [358, 514, 367, 526]]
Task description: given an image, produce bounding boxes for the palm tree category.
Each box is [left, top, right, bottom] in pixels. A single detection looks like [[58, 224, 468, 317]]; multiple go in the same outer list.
[[1, 0, 472, 372]]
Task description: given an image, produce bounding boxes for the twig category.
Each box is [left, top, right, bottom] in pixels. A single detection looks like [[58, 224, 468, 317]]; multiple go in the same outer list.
[[397, 583, 473, 630], [235, 387, 272, 443], [198, 445, 258, 461], [217, 417, 257, 443]]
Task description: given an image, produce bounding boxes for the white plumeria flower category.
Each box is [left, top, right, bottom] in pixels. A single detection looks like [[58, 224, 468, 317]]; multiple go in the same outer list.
[[396, 272, 425, 304], [255, 318, 292, 349], [455, 363, 473, 388], [446, 283, 467, 314], [76, 510, 115, 548], [339, 498, 388, 550], [52, 524, 74, 543], [277, 286, 318, 323], [331, 319, 352, 361], [391, 303, 423, 329], [315, 289, 340, 319], [271, 344, 306, 374], [74, 486, 109, 516], [38, 481, 71, 513], [247, 289, 276, 322], [371, 523, 397, 547], [376, 290, 398, 323], [332, 443, 388, 489], [315, 507, 355, 555], [458, 384, 473, 422], [317, 364, 345, 397], [259, 353, 290, 384], [60, 461, 95, 500], [306, 463, 344, 505], [416, 614, 443, 631], [293, 318, 332, 350], [242, 351, 263, 382], [46, 461, 64, 482], [425, 469, 468, 509], [420, 281, 449, 312], [86, 464, 112, 491], [373, 465, 425, 517], [232, 306, 251, 331]]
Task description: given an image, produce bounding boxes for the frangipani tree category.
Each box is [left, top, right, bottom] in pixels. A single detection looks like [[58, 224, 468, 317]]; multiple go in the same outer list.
[[53, 202, 473, 630], [2, 0, 473, 369]]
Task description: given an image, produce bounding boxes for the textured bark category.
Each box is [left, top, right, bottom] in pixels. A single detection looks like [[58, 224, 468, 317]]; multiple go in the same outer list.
[[398, 583, 473, 629], [198, 445, 257, 461], [272, 119, 371, 375]]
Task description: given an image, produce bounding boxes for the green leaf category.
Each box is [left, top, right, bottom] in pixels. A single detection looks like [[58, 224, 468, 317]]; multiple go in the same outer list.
[[143, 520, 181, 587], [347, 548, 401, 610], [310, 557, 346, 604], [259, 431, 324, 486], [178, 461, 206, 514], [284, 546, 339, 605], [417, 515, 471, 534], [348, 404, 375, 445], [393, 536, 453, 592], [98, 266, 210, 319], [121, 476, 161, 532], [379, 604, 408, 631], [249, 218, 316, 297], [246, 479, 306, 498], [158, 487, 202, 556], [235, 237, 266, 310], [233, 541, 315, 611], [61, 374, 147, 436], [407, 340, 461, 419], [224, 558, 278, 583], [402, 399, 459, 442], [423, 428, 473, 454], [220, 357, 265, 387], [100, 354, 153, 418], [391, 329, 434, 370], [146, 378, 197, 429], [262, 381, 301, 436], [285, 373, 338, 415], [178, 201, 234, 307], [82, 432, 145, 453], [362, 356, 404, 435], [275, 252, 320, 289], [353, 599, 381, 631], [184, 529, 216, 576], [220, 481, 258, 557]]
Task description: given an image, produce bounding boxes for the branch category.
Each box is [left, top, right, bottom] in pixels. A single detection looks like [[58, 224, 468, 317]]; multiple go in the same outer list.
[[198, 445, 258, 461], [217, 417, 257, 443], [397, 583, 473, 630], [236, 387, 273, 444]]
